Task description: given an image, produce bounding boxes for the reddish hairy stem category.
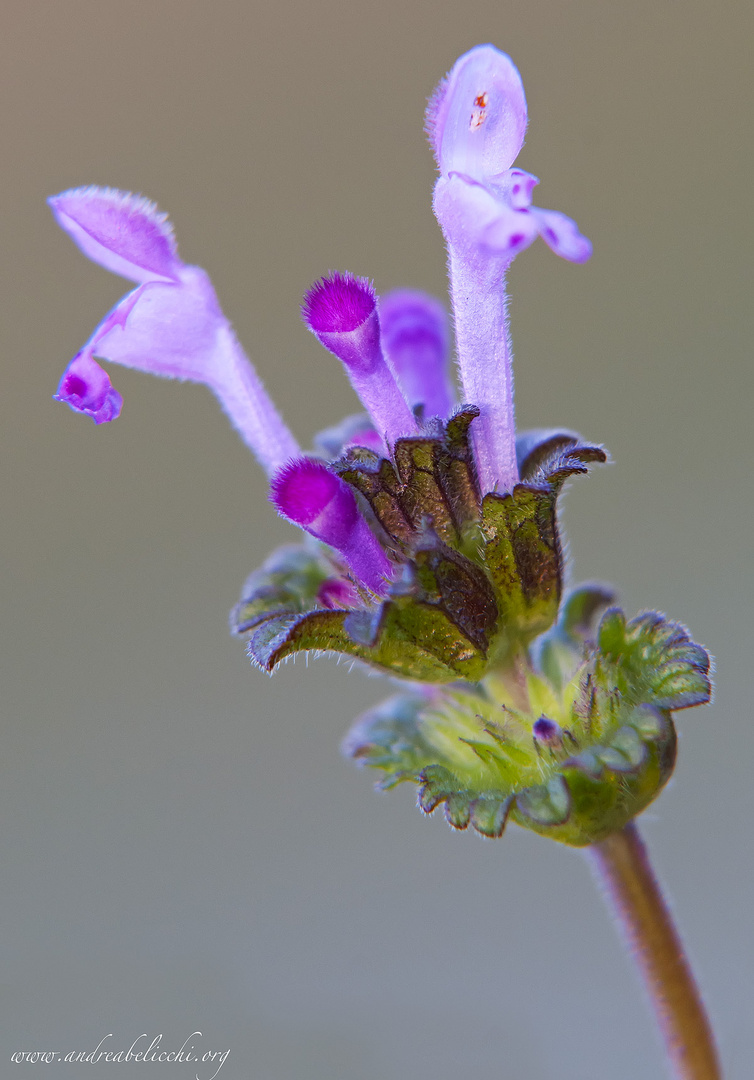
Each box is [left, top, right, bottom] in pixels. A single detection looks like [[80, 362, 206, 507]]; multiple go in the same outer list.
[[587, 823, 720, 1080]]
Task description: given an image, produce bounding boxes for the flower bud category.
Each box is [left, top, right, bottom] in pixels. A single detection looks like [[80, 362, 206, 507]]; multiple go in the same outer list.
[[379, 290, 453, 419], [271, 457, 391, 595], [302, 273, 417, 448]]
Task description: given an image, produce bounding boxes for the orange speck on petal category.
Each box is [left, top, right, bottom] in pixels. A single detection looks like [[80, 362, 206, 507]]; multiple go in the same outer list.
[[470, 90, 488, 130]]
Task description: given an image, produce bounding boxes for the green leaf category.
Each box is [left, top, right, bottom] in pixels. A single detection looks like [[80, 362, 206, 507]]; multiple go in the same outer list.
[[234, 418, 609, 681], [230, 544, 333, 635], [246, 603, 486, 681], [536, 582, 617, 691], [344, 622, 691, 845], [418, 764, 461, 813], [596, 609, 711, 710], [343, 693, 437, 782], [627, 704, 667, 740], [560, 583, 617, 640], [243, 528, 500, 679], [410, 535, 498, 653], [514, 776, 571, 826], [608, 725, 647, 770], [444, 793, 471, 829], [469, 796, 512, 838]]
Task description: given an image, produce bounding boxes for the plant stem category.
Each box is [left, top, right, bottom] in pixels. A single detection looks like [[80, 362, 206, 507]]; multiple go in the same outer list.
[[587, 822, 721, 1080]]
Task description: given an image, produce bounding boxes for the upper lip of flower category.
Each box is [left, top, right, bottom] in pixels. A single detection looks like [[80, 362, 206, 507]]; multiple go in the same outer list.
[[426, 43, 529, 181]]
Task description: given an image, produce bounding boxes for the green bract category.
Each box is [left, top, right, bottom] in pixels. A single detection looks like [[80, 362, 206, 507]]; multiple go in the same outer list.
[[344, 602, 710, 846], [231, 417, 711, 845], [231, 417, 606, 681]]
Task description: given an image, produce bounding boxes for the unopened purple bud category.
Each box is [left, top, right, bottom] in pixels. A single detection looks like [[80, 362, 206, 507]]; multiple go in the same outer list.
[[314, 414, 383, 459], [533, 716, 563, 747], [317, 578, 360, 610], [54, 351, 123, 424], [302, 272, 380, 377], [271, 457, 392, 595], [303, 272, 377, 337], [302, 273, 417, 448], [379, 290, 454, 419]]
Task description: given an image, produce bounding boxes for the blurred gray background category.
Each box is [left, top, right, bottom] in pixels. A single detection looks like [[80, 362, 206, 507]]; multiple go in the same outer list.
[[1, 1, 752, 1077]]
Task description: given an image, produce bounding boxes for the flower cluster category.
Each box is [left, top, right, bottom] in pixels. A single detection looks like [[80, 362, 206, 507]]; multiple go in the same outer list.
[[51, 46, 710, 845]]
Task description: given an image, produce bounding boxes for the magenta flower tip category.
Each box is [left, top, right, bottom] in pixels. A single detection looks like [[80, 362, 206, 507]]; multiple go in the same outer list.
[[54, 351, 123, 424], [302, 273, 417, 446], [271, 457, 353, 529], [270, 457, 392, 595], [302, 272, 376, 334]]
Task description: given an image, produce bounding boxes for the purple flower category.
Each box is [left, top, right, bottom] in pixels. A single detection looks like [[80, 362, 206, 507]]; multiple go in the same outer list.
[[49, 187, 299, 476], [427, 44, 591, 496], [427, 47, 591, 264], [379, 289, 454, 420], [49, 44, 591, 612]]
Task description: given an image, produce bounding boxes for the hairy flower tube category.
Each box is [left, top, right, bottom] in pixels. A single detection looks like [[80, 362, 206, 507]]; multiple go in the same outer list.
[[50, 44, 710, 848]]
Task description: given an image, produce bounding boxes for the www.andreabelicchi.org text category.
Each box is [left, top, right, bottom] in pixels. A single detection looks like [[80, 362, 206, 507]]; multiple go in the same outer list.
[[11, 1033, 230, 1079]]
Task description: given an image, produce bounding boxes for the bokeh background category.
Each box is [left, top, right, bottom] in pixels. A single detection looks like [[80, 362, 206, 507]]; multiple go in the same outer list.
[[2, 2, 752, 1077]]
